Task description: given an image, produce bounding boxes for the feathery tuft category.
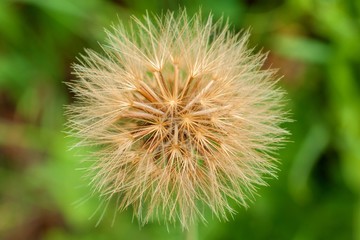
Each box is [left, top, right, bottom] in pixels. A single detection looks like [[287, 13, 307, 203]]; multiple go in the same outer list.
[[66, 9, 289, 229]]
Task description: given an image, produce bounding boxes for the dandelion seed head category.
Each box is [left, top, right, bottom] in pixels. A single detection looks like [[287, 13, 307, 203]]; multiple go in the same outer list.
[[66, 9, 289, 229]]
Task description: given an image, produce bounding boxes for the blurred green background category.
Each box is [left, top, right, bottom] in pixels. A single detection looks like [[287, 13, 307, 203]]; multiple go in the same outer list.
[[1, 0, 359, 239]]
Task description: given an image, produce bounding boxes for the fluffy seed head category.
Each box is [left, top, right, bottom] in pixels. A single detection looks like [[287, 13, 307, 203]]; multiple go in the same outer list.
[[66, 10, 288, 229]]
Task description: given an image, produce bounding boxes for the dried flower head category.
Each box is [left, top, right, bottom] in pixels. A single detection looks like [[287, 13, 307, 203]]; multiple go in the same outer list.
[[66, 9, 288, 229]]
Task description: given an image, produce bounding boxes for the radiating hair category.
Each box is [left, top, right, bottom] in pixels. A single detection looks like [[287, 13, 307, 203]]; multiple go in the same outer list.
[[66, 9, 289, 229]]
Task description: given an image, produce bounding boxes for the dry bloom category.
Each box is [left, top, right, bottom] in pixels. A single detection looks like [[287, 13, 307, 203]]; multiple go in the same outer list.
[[66, 10, 288, 229]]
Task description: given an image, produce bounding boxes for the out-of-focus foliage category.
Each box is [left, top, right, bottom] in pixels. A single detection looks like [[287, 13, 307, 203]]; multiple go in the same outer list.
[[0, 0, 359, 239]]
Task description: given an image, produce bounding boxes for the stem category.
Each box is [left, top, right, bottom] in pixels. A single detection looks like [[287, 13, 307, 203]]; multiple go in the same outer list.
[[154, 71, 168, 99], [185, 222, 198, 240], [173, 64, 179, 99], [180, 75, 193, 100]]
